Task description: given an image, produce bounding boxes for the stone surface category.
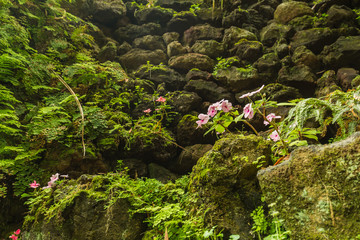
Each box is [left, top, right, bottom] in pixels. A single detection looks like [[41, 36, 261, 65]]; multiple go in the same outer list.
[[166, 12, 198, 34], [274, 1, 314, 24], [336, 67, 359, 91], [117, 48, 167, 71], [183, 24, 223, 46], [168, 53, 215, 72], [292, 46, 321, 71], [97, 41, 117, 62], [134, 7, 173, 26], [260, 22, 294, 47], [174, 144, 213, 174], [326, 4, 356, 27], [315, 70, 341, 98], [167, 41, 187, 57], [189, 134, 272, 239], [114, 23, 163, 43], [223, 26, 257, 49], [191, 40, 226, 59], [229, 39, 263, 63], [162, 32, 180, 45], [258, 132, 360, 240], [170, 91, 202, 114], [133, 35, 166, 51], [148, 163, 178, 183]]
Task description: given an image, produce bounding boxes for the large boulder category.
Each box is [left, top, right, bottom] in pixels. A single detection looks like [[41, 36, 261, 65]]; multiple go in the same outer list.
[[229, 40, 263, 63], [320, 35, 360, 70], [260, 22, 294, 47], [167, 41, 187, 57], [326, 5, 356, 28], [189, 134, 272, 238], [183, 24, 223, 46], [117, 48, 167, 71], [274, 1, 314, 24], [314, 70, 341, 98], [167, 12, 198, 34], [170, 91, 202, 114], [223, 26, 257, 49], [133, 35, 166, 51], [114, 23, 163, 43], [134, 7, 173, 26], [191, 40, 226, 59], [292, 46, 321, 71], [168, 53, 215, 72], [258, 132, 360, 239]]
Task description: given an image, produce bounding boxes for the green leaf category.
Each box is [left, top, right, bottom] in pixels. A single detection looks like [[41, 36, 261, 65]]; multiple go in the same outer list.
[[215, 124, 225, 133]]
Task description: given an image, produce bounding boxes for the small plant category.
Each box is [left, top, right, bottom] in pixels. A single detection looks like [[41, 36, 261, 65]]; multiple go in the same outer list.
[[212, 57, 239, 76], [189, 4, 200, 15]]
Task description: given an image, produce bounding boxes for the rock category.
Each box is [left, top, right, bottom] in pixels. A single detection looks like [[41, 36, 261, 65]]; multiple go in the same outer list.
[[258, 132, 360, 240], [133, 35, 166, 51], [134, 64, 187, 90], [114, 23, 162, 43], [315, 70, 341, 98], [173, 144, 213, 174], [117, 41, 132, 55], [191, 40, 226, 59], [122, 158, 148, 178], [148, 163, 178, 183], [170, 91, 202, 113], [155, 0, 200, 11], [262, 83, 302, 102], [337, 68, 359, 91], [229, 39, 263, 63], [352, 75, 360, 88], [168, 53, 215, 73], [62, 0, 126, 26], [260, 22, 294, 47], [274, 1, 314, 24], [277, 65, 317, 97], [253, 52, 281, 82], [184, 79, 234, 103], [320, 36, 360, 70], [189, 134, 271, 239], [167, 41, 187, 57], [290, 27, 338, 54], [134, 7, 173, 26], [292, 46, 321, 71], [166, 12, 198, 34], [117, 48, 167, 71], [196, 8, 223, 27], [326, 5, 356, 28], [162, 32, 180, 45], [222, 8, 251, 28], [222, 26, 257, 49], [215, 66, 263, 93], [24, 184, 145, 239], [183, 24, 223, 46], [97, 41, 117, 62], [176, 114, 217, 146], [186, 68, 213, 81]]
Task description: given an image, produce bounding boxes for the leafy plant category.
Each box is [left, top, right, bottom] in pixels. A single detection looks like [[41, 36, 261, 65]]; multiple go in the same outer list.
[[213, 57, 239, 76]]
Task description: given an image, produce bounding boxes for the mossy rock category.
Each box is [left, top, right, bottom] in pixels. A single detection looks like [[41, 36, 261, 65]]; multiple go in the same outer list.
[[189, 134, 272, 238], [258, 132, 360, 239]]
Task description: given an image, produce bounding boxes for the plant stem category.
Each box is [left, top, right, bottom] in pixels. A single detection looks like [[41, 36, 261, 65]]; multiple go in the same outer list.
[[243, 120, 259, 135]]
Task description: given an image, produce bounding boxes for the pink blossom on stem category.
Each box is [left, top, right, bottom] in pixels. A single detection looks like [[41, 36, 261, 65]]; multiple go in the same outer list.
[[143, 108, 151, 113], [269, 130, 280, 142], [264, 113, 281, 125], [220, 100, 232, 112], [239, 85, 265, 99], [14, 229, 20, 235], [196, 114, 210, 128], [156, 96, 166, 102], [9, 234, 17, 240], [207, 103, 220, 117], [29, 180, 40, 189], [243, 103, 254, 119], [50, 173, 60, 183]]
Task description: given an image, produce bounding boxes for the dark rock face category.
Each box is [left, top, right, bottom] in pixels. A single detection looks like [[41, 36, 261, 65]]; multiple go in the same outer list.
[[260, 22, 294, 47], [189, 134, 272, 239], [166, 12, 198, 34], [168, 53, 215, 72], [114, 23, 163, 43], [134, 7, 173, 26], [117, 48, 167, 71], [24, 191, 146, 240], [170, 91, 202, 113], [191, 40, 226, 59], [258, 132, 360, 240], [174, 144, 212, 174], [183, 24, 224, 46], [133, 35, 166, 51], [222, 26, 257, 49]]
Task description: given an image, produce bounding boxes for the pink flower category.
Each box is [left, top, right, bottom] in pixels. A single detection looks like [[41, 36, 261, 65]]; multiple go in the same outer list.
[[9, 234, 17, 240], [29, 180, 40, 189], [243, 103, 254, 119], [196, 114, 210, 128], [220, 100, 232, 112], [156, 96, 166, 103], [264, 113, 281, 125], [207, 103, 220, 117], [269, 130, 280, 142], [50, 173, 59, 183], [14, 229, 20, 235], [239, 85, 265, 99], [143, 108, 151, 113]]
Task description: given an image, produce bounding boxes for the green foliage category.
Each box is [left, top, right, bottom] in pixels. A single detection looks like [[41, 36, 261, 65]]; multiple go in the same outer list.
[[212, 57, 239, 76]]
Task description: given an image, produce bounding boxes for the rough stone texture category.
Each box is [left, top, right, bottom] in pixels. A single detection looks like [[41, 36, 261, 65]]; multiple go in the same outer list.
[[191, 40, 226, 59], [290, 28, 338, 54], [166, 12, 198, 34], [114, 23, 163, 43], [174, 144, 213, 174], [292, 46, 321, 71], [134, 7, 173, 26], [24, 189, 145, 240], [274, 1, 314, 24], [167, 41, 187, 57], [326, 5, 356, 28], [97, 41, 117, 62], [260, 22, 294, 47], [223, 26, 257, 49], [184, 79, 234, 103], [133, 35, 166, 51], [183, 24, 223, 46], [170, 91, 202, 114], [262, 83, 302, 102], [315, 70, 341, 98], [229, 40, 263, 63], [215, 66, 263, 93], [320, 36, 360, 70], [134, 64, 187, 90], [253, 52, 281, 82], [148, 163, 178, 183], [155, 0, 200, 12], [117, 48, 167, 71], [189, 134, 272, 239], [117, 41, 132, 55], [162, 32, 180, 45], [258, 132, 360, 240], [336, 67, 359, 91], [168, 53, 215, 72], [277, 64, 317, 97]]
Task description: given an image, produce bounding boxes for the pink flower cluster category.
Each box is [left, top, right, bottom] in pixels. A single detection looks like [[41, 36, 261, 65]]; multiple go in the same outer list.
[[143, 96, 166, 113], [29, 180, 40, 189], [29, 174, 68, 190], [196, 99, 232, 128], [9, 229, 20, 240]]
